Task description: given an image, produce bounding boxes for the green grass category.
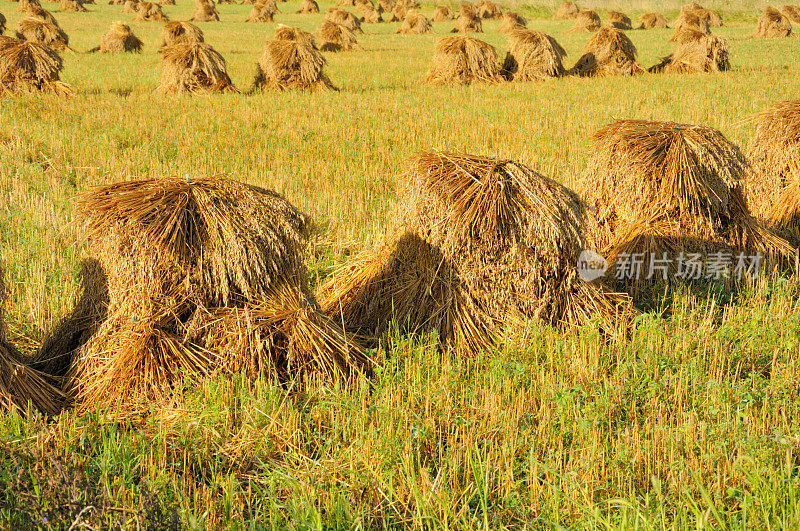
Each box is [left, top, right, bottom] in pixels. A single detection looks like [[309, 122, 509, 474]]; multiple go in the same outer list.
[[2, 0, 800, 527]]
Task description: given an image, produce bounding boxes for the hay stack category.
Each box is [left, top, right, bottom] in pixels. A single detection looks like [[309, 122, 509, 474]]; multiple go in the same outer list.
[[638, 12, 668, 29], [649, 33, 729, 73], [122, 0, 139, 13], [159, 42, 235, 92], [378, 0, 396, 13], [753, 7, 793, 38], [49, 177, 370, 416], [607, 10, 632, 29], [319, 152, 633, 354], [191, 0, 219, 21], [451, 7, 482, 33], [326, 8, 363, 33], [433, 5, 455, 21], [160, 21, 204, 47], [0, 265, 64, 416], [99, 21, 143, 52], [554, 0, 579, 19], [246, 0, 276, 22], [15, 16, 70, 51], [570, 9, 600, 32], [253, 31, 335, 91], [0, 39, 70, 97], [397, 11, 431, 33], [425, 35, 500, 84], [475, 0, 501, 19], [570, 26, 643, 76], [18, 0, 42, 13], [387, 2, 405, 21], [356, 2, 382, 23], [579, 120, 794, 288], [317, 20, 361, 51], [502, 28, 566, 81], [498, 11, 526, 33], [297, 0, 319, 13], [274, 24, 314, 41], [782, 5, 800, 22], [745, 100, 800, 245], [19, 4, 57, 25], [0, 14, 6, 36], [135, 2, 168, 21], [673, 3, 719, 33], [60, 0, 87, 12]]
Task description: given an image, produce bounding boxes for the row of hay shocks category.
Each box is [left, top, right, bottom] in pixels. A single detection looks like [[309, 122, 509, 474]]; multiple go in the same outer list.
[[4, 104, 800, 417]]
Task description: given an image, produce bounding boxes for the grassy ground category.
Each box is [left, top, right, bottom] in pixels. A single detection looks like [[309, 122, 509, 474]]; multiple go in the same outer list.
[[2, 0, 800, 527]]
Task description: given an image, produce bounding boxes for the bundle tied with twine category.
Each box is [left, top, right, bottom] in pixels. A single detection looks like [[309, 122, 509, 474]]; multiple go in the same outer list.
[[36, 176, 372, 417], [0, 36, 71, 95], [744, 100, 800, 246], [554, 1, 579, 19], [15, 15, 70, 51], [607, 10, 632, 30], [159, 42, 236, 93], [317, 20, 361, 51], [649, 32, 729, 73], [433, 5, 455, 21], [498, 11, 526, 33], [570, 26, 644, 76], [191, 0, 219, 22], [578, 119, 796, 289], [253, 26, 335, 91], [160, 21, 204, 48], [246, 0, 277, 22], [135, 2, 168, 21], [98, 21, 143, 52], [297, 0, 319, 13], [424, 34, 502, 85], [501, 28, 566, 81], [451, 5, 482, 33], [397, 11, 431, 34], [753, 6, 793, 38], [318, 151, 634, 355], [638, 13, 668, 29]]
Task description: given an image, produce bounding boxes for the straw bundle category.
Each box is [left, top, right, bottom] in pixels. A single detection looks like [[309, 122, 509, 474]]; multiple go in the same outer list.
[[191, 0, 219, 21], [59, 0, 87, 12], [274, 24, 314, 41], [745, 100, 800, 245], [357, 2, 382, 23], [18, 0, 42, 12], [451, 9, 482, 33], [672, 3, 717, 35], [253, 33, 335, 91], [502, 28, 566, 81], [648, 33, 729, 73], [397, 11, 431, 33], [570, 26, 643, 76], [0, 14, 5, 35], [297, 0, 319, 13], [109, 0, 125, 5], [337, 0, 354, 5], [135, 2, 168, 21], [782, 5, 800, 22], [607, 10, 632, 30], [498, 11, 526, 33], [753, 6, 793, 38], [570, 9, 600, 32], [51, 176, 371, 416], [15, 16, 69, 51], [317, 20, 361, 51], [122, 0, 139, 12], [158, 0, 176, 5], [475, 0, 501, 19], [246, 0, 276, 22], [425, 35, 500, 84], [579, 120, 794, 288], [326, 8, 363, 33], [638, 12, 668, 29], [378, 0, 396, 13], [554, 0, 579, 19], [0, 265, 64, 416], [0, 38, 70, 98], [99, 21, 143, 52], [689, 2, 722, 27], [433, 5, 455, 21], [387, 2, 405, 21], [19, 4, 57, 24], [319, 152, 634, 354], [159, 42, 235, 93], [160, 21, 204, 47]]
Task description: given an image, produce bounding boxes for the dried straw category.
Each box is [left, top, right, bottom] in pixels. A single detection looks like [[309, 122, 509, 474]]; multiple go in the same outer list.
[[638, 12, 668, 29], [451, 9, 482, 33], [253, 31, 335, 91], [326, 7, 363, 33], [99, 21, 143, 52], [570, 26, 643, 76], [159, 42, 236, 93], [498, 11, 526, 33], [160, 21, 204, 48], [59, 0, 87, 12], [424, 34, 501, 85], [782, 4, 800, 22], [317, 20, 361, 52], [569, 9, 601, 32], [649, 33, 729, 73], [753, 6, 793, 38], [0, 36, 71, 94], [15, 16, 70, 51], [501, 28, 566, 81], [607, 10, 632, 30], [554, 0, 579, 19], [397, 11, 431, 33], [191, 0, 219, 22], [475, 0, 501, 19], [433, 5, 455, 21], [135, 2, 168, 21], [246, 0, 276, 22]]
